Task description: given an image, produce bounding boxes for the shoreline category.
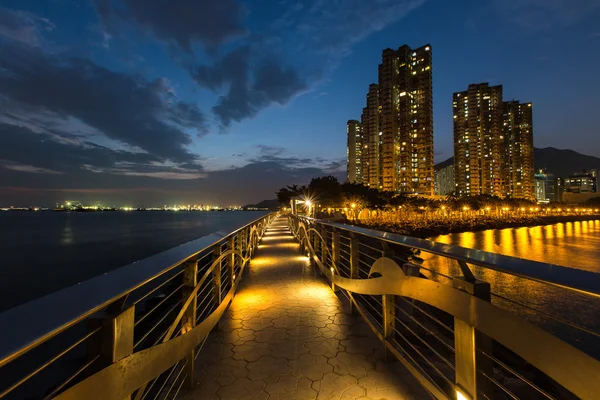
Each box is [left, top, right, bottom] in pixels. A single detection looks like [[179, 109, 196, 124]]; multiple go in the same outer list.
[[355, 214, 600, 239]]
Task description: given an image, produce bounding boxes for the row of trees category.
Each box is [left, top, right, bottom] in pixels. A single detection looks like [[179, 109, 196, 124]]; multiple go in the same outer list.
[[276, 176, 537, 212]]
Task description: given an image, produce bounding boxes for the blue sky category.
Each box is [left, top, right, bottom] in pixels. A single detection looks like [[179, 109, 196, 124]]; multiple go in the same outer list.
[[0, 0, 599, 206]]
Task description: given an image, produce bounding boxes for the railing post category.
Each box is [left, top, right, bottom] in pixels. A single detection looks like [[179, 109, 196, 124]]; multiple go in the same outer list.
[[88, 302, 134, 399], [311, 225, 319, 269], [181, 260, 197, 389], [382, 244, 396, 360], [211, 244, 222, 332], [319, 226, 328, 274], [349, 234, 359, 315], [330, 229, 340, 293], [453, 276, 493, 400], [227, 236, 235, 288]]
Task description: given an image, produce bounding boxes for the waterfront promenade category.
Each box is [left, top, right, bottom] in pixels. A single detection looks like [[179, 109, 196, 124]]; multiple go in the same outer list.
[[182, 217, 427, 400]]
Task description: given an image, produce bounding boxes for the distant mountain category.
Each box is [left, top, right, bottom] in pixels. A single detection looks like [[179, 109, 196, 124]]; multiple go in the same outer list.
[[243, 199, 280, 209], [434, 147, 600, 178]]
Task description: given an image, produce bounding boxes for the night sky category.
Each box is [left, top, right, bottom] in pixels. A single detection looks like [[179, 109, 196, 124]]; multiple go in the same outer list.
[[1, 0, 599, 207]]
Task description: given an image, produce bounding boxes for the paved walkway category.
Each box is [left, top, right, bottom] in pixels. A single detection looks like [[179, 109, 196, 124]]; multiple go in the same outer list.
[[181, 217, 428, 400]]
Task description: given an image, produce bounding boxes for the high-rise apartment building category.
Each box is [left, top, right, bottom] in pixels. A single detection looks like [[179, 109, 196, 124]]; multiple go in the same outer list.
[[453, 83, 534, 200], [453, 83, 504, 197], [361, 84, 381, 188], [380, 44, 434, 194], [353, 45, 434, 194], [346, 120, 362, 183], [504, 101, 534, 200]]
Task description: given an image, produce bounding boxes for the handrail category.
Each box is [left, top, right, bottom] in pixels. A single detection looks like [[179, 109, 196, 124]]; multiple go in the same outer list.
[[0, 211, 276, 399], [320, 219, 600, 298], [289, 214, 600, 400]]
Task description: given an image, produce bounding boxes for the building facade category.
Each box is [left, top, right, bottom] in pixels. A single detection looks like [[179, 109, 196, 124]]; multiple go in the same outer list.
[[355, 44, 434, 194], [504, 101, 534, 200], [361, 84, 381, 188], [534, 170, 555, 203], [453, 83, 534, 200], [453, 83, 505, 197], [565, 172, 596, 194], [346, 120, 362, 183], [435, 164, 455, 196]]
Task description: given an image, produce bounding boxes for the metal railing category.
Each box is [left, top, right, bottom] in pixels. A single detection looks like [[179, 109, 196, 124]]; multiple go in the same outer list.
[[0, 212, 276, 400], [289, 215, 600, 400]]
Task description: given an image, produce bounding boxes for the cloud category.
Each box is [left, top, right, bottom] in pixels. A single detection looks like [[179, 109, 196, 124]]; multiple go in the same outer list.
[[92, 0, 246, 52], [0, 39, 207, 165], [0, 159, 62, 175], [192, 47, 307, 128], [493, 0, 600, 29], [96, 1, 425, 127], [0, 123, 204, 180], [0, 7, 54, 46]]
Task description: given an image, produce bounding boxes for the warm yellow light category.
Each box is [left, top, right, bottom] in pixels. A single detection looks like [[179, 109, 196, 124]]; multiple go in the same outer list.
[[595, 209, 599, 212], [485, 207, 490, 211], [305, 200, 312, 207], [232, 274, 236, 280], [567, 208, 571, 212], [441, 206, 446, 210], [351, 203, 356, 209], [456, 388, 470, 400], [330, 267, 334, 274]]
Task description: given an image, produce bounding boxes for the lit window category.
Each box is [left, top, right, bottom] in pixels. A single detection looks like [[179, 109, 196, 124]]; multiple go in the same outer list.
[[425, 46, 430, 51], [399, 91, 406, 97]]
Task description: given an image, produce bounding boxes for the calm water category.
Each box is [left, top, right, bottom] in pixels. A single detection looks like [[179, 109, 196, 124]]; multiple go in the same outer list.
[[425, 219, 600, 356], [0, 211, 267, 312]]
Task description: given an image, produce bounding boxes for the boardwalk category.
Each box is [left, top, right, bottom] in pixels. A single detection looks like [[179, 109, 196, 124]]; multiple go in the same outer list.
[[182, 216, 428, 400]]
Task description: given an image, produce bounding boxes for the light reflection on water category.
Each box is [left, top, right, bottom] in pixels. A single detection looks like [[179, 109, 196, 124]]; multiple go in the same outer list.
[[421, 220, 600, 358]]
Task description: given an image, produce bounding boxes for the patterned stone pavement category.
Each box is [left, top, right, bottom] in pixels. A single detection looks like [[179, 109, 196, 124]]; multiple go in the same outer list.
[[180, 216, 429, 400]]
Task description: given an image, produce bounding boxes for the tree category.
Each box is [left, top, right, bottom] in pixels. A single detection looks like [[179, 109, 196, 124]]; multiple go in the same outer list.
[[308, 176, 341, 207], [276, 184, 306, 205]]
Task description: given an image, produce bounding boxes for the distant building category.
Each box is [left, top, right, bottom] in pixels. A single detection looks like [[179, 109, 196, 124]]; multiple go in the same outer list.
[[436, 164, 455, 196], [555, 177, 565, 202], [453, 83, 534, 200], [355, 44, 434, 195], [534, 170, 555, 203], [565, 172, 596, 194], [346, 120, 362, 183]]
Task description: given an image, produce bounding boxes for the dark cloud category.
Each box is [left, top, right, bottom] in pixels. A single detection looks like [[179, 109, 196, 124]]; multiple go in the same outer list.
[[0, 7, 53, 46], [0, 123, 203, 179], [257, 145, 286, 157], [92, 0, 246, 52], [0, 40, 206, 163], [193, 48, 307, 128]]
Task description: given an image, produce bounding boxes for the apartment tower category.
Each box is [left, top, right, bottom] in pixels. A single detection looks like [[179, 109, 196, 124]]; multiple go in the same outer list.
[[346, 120, 362, 183], [453, 83, 534, 199], [361, 84, 381, 188], [379, 44, 434, 194], [504, 101, 534, 200], [453, 83, 505, 197]]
